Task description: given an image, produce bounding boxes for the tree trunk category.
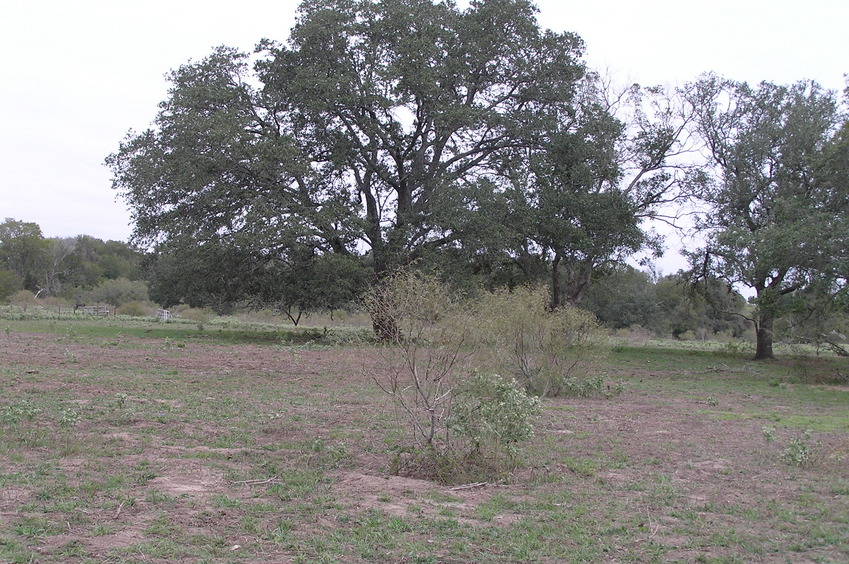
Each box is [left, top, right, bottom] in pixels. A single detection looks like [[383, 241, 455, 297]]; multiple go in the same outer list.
[[369, 251, 400, 342], [551, 256, 595, 310], [550, 253, 563, 310], [754, 311, 775, 360]]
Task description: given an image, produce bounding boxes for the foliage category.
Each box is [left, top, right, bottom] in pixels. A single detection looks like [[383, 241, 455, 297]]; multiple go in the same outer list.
[[472, 285, 608, 397], [0, 269, 22, 300], [147, 240, 369, 321], [171, 305, 211, 323], [581, 266, 660, 331], [449, 373, 540, 472], [581, 266, 749, 339], [494, 79, 703, 308], [108, 0, 652, 330], [0, 218, 49, 292], [782, 430, 818, 467], [0, 220, 145, 302], [685, 75, 847, 359], [88, 277, 150, 307], [365, 270, 545, 482], [8, 290, 38, 311], [1, 400, 39, 425]]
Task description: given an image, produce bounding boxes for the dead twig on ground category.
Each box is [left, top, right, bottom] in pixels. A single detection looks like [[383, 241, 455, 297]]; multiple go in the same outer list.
[[232, 476, 279, 486], [449, 481, 488, 491]]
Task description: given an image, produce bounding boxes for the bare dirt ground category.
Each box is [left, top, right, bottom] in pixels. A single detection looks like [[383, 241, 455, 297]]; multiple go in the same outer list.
[[1, 328, 848, 563]]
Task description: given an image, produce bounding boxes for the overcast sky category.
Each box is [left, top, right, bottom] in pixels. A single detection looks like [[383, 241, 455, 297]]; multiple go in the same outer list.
[[1, 0, 846, 273]]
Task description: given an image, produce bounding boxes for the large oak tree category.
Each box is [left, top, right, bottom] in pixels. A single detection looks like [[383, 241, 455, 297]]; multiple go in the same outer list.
[[108, 0, 697, 328], [108, 0, 584, 291], [685, 75, 847, 359]]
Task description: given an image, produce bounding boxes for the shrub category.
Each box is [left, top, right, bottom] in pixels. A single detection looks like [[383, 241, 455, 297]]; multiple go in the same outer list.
[[366, 273, 607, 482], [782, 430, 818, 467], [471, 286, 609, 397], [89, 277, 149, 307], [172, 305, 210, 323], [9, 290, 38, 311], [117, 301, 152, 317], [364, 270, 472, 455], [450, 373, 540, 473]]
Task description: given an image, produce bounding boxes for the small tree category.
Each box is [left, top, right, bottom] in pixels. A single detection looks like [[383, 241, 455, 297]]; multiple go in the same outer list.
[[364, 270, 471, 454]]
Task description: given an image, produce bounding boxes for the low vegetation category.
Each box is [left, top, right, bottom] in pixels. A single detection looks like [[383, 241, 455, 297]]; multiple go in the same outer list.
[[1, 308, 847, 563], [364, 272, 607, 482]]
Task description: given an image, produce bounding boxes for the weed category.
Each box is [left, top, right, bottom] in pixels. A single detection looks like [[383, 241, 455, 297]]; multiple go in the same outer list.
[[15, 516, 63, 537], [58, 540, 87, 558], [92, 524, 116, 536], [475, 494, 515, 521], [134, 461, 156, 484], [58, 407, 81, 428], [762, 426, 776, 442], [562, 457, 598, 477], [212, 494, 241, 508], [114, 392, 129, 409], [449, 373, 540, 474], [307, 438, 350, 469], [145, 489, 173, 504], [267, 519, 295, 544], [1, 400, 39, 424], [145, 514, 179, 537], [782, 430, 818, 467], [63, 348, 78, 363]]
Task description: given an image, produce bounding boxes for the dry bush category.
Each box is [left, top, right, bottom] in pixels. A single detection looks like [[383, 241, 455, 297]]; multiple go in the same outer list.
[[471, 286, 609, 397], [365, 274, 605, 481], [8, 290, 38, 311], [172, 305, 211, 323], [117, 301, 156, 317], [364, 270, 473, 455]]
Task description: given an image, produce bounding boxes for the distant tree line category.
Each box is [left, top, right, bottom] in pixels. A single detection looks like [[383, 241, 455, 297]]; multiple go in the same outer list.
[[0, 218, 147, 307], [581, 265, 750, 340]]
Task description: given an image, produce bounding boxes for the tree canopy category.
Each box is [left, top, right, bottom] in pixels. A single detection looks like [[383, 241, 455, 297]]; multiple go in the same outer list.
[[106, 0, 698, 324], [685, 75, 848, 359], [109, 0, 583, 266]]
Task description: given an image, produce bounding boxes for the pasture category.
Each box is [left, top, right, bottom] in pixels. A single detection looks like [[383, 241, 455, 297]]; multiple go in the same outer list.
[[1, 313, 848, 563]]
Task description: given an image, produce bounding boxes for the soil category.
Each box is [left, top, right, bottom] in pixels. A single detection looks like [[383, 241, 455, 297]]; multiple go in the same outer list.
[[1, 329, 847, 562]]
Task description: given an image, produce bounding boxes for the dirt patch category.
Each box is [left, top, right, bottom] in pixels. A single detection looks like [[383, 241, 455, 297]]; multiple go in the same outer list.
[[148, 464, 223, 496], [1, 329, 848, 563]]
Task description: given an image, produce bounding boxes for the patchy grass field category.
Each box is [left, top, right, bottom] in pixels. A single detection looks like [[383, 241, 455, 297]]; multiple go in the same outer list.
[[1, 315, 848, 563]]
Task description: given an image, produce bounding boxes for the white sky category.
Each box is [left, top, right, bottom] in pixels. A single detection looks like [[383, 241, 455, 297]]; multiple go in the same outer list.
[[1, 0, 846, 273]]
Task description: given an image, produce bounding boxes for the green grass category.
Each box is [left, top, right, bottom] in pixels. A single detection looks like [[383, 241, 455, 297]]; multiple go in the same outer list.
[[0, 316, 847, 562], [0, 307, 356, 345]]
